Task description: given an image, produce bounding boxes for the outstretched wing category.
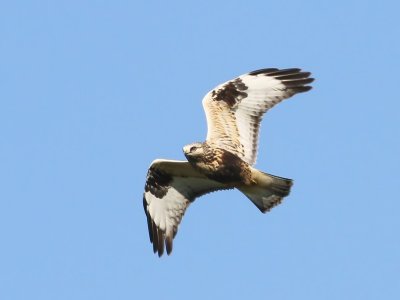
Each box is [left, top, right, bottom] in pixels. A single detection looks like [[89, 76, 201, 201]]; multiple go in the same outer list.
[[143, 159, 230, 256], [203, 68, 314, 165]]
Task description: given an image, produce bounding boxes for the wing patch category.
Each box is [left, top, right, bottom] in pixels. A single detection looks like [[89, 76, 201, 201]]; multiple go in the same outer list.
[[144, 166, 172, 199], [211, 78, 248, 107]]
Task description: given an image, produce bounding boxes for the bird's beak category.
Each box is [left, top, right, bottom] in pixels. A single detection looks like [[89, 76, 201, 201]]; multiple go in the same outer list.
[[182, 146, 190, 155]]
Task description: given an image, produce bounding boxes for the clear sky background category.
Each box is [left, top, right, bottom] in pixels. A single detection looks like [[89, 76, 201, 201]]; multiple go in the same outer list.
[[1, 1, 399, 299]]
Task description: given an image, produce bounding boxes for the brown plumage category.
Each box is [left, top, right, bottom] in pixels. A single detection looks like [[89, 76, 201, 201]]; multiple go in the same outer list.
[[183, 142, 253, 185]]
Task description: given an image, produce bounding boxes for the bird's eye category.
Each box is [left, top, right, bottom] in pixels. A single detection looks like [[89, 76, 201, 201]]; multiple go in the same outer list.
[[190, 146, 198, 152]]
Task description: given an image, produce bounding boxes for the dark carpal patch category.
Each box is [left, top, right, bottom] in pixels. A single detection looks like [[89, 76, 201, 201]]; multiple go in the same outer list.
[[211, 78, 248, 106], [144, 166, 172, 199]]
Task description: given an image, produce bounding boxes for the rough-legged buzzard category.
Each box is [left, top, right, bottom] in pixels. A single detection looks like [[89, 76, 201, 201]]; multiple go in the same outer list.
[[143, 68, 314, 256]]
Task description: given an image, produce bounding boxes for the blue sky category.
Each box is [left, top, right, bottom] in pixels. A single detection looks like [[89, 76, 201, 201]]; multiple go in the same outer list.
[[1, 1, 399, 299]]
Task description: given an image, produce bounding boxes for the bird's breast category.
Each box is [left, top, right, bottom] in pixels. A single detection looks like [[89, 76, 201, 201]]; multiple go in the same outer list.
[[189, 148, 252, 185]]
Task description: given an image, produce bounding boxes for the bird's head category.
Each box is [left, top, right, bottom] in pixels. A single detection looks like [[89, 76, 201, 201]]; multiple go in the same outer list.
[[183, 142, 205, 159]]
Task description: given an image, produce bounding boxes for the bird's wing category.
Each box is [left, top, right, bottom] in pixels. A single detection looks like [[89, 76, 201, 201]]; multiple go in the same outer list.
[[143, 159, 230, 256], [203, 68, 314, 165]]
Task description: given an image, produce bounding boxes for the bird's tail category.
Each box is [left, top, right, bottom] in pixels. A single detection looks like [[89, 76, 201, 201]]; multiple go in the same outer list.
[[238, 170, 293, 213]]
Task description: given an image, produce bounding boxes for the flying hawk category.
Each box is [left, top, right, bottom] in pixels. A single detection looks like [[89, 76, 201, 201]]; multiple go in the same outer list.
[[143, 68, 314, 256]]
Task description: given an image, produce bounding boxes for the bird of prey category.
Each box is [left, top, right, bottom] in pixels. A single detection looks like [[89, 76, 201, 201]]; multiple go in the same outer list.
[[143, 68, 314, 256]]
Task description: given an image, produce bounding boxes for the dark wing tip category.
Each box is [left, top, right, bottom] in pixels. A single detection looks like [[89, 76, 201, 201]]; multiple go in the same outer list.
[[144, 193, 167, 257], [157, 227, 165, 257], [248, 68, 302, 76], [248, 68, 314, 92], [248, 68, 279, 75], [283, 77, 314, 88], [152, 228, 173, 257], [281, 75, 314, 94], [290, 85, 313, 93], [151, 221, 159, 254], [147, 213, 171, 257], [248, 67, 314, 93], [143, 196, 154, 243], [166, 236, 173, 255], [150, 222, 165, 257]]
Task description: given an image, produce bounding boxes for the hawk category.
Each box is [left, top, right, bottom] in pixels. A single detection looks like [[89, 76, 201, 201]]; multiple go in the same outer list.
[[143, 68, 314, 256]]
